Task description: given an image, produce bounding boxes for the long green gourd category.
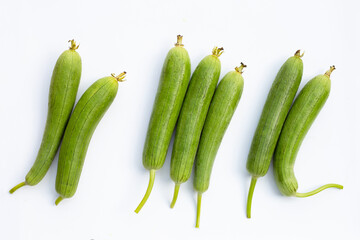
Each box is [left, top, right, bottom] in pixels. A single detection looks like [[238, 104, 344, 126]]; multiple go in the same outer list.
[[169, 47, 223, 208], [274, 66, 342, 197], [55, 72, 126, 205], [194, 64, 245, 228], [246, 50, 303, 218], [10, 40, 82, 193], [135, 35, 191, 213]]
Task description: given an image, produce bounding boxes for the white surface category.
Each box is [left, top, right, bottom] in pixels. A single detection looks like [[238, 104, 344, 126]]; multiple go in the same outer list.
[[0, 0, 359, 239]]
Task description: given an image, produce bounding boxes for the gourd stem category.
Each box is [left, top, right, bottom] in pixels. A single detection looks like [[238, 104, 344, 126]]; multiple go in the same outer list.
[[170, 183, 181, 208], [235, 62, 247, 74], [325, 65, 336, 77], [55, 196, 64, 205], [295, 184, 343, 198], [111, 72, 127, 82], [9, 182, 26, 194], [195, 193, 202, 228], [212, 47, 224, 57], [134, 169, 156, 213], [175, 35, 184, 47], [68, 39, 79, 50], [246, 177, 258, 218], [294, 50, 304, 58]]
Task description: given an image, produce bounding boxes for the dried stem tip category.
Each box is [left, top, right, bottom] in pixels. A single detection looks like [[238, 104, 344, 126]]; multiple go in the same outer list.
[[235, 62, 247, 74], [68, 39, 79, 50], [111, 72, 127, 82], [325, 65, 336, 77], [175, 35, 184, 47], [212, 47, 224, 57], [294, 50, 304, 58]]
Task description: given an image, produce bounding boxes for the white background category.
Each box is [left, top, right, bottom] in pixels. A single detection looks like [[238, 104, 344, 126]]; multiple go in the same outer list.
[[0, 0, 359, 239]]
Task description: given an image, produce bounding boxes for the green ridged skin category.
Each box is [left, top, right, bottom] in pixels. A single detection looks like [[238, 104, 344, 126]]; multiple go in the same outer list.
[[168, 47, 223, 209], [143, 37, 191, 170], [135, 36, 191, 213], [274, 66, 343, 197], [247, 52, 303, 176], [10, 40, 81, 194], [246, 50, 303, 218], [194, 67, 244, 193], [193, 66, 245, 228], [55, 73, 124, 203]]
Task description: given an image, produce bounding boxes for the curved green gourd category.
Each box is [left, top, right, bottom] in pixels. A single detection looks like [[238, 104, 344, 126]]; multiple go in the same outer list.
[[246, 50, 303, 218], [10, 40, 82, 194], [135, 36, 191, 213], [274, 66, 343, 197], [55, 73, 125, 204], [194, 64, 245, 228], [169, 47, 223, 209]]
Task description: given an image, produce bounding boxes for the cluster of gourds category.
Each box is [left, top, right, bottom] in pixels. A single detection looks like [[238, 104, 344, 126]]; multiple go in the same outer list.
[[245, 52, 342, 218], [10, 40, 126, 205], [135, 36, 342, 227], [10, 36, 342, 228], [135, 36, 245, 228]]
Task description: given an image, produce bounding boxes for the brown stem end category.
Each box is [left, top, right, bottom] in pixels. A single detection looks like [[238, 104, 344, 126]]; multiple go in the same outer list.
[[212, 47, 224, 57], [294, 50, 304, 58], [325, 65, 336, 77], [175, 35, 184, 47], [235, 62, 247, 74], [111, 72, 127, 82], [68, 39, 79, 51]]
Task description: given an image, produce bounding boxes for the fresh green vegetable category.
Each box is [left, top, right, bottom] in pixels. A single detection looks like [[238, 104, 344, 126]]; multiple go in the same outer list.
[[135, 35, 191, 213], [194, 63, 245, 228], [10, 40, 82, 193], [169, 47, 223, 209], [55, 72, 126, 205], [274, 66, 342, 197], [246, 50, 304, 218]]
